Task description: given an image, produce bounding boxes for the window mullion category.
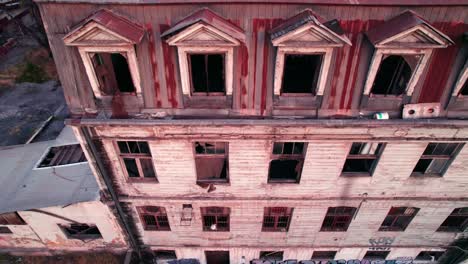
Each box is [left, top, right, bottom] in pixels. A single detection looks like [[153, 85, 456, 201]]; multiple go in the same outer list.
[[135, 157, 144, 178]]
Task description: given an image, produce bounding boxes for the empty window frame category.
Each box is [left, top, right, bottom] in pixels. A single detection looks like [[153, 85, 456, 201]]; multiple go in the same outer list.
[[38, 144, 86, 168], [262, 207, 293, 232], [311, 251, 337, 261], [370, 55, 415, 96], [154, 250, 177, 262], [412, 143, 464, 177], [379, 207, 419, 231], [201, 207, 230, 232], [59, 224, 102, 239], [281, 54, 323, 95], [117, 141, 157, 181], [0, 226, 12, 234], [205, 251, 230, 264], [363, 251, 390, 260], [137, 206, 171, 231], [260, 251, 284, 262], [189, 53, 225, 95], [194, 142, 228, 183], [268, 142, 306, 183], [90, 52, 135, 95], [437, 207, 468, 232], [342, 142, 384, 176], [0, 212, 26, 225], [320, 207, 357, 232], [415, 251, 445, 261]]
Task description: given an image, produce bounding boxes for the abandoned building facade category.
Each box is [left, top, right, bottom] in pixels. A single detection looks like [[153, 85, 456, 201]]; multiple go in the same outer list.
[[13, 0, 468, 263]]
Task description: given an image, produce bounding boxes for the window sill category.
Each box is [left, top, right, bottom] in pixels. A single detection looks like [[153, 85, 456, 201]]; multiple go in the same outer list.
[[261, 229, 289, 232], [183, 94, 232, 109], [319, 229, 348, 232], [274, 95, 322, 110], [267, 179, 300, 184], [410, 173, 443, 178], [196, 179, 230, 185], [341, 172, 372, 177], [127, 178, 159, 183], [436, 229, 462, 233], [378, 228, 405, 232], [143, 229, 171, 232]]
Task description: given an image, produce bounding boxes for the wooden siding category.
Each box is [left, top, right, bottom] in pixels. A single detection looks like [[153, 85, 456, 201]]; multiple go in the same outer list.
[[38, 3, 468, 116]]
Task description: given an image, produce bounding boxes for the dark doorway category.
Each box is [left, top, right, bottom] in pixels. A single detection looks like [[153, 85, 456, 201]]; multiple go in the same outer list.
[[205, 251, 230, 264]]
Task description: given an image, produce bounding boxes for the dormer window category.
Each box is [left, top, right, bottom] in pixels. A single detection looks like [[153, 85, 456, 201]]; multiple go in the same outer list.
[[362, 11, 453, 113], [270, 10, 351, 114], [447, 59, 468, 113], [63, 9, 145, 103], [162, 8, 245, 107]]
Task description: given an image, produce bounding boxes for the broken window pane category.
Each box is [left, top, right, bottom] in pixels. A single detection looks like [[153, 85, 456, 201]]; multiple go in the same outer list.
[[281, 54, 322, 94], [118, 141, 158, 181], [38, 144, 86, 168], [91, 53, 135, 94], [190, 54, 225, 94], [437, 207, 468, 232], [60, 224, 102, 239], [342, 159, 376, 174], [412, 143, 463, 176], [123, 158, 139, 178], [194, 142, 228, 183], [268, 159, 301, 182], [320, 207, 356, 232], [342, 142, 384, 176], [269, 142, 306, 183], [371, 55, 413, 96], [379, 207, 419, 231], [140, 158, 156, 178]]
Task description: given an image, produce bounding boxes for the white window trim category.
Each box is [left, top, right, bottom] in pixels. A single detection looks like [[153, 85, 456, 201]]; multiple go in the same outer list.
[[363, 48, 433, 96], [273, 46, 333, 96], [177, 46, 234, 96], [78, 45, 142, 99], [452, 60, 468, 96]]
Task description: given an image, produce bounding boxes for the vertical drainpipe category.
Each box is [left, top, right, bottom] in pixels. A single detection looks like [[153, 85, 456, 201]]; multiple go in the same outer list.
[[79, 126, 142, 261]]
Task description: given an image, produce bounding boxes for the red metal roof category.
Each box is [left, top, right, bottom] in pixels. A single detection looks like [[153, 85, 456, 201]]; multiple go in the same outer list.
[[161, 8, 245, 42], [366, 10, 453, 45], [65, 9, 145, 44]]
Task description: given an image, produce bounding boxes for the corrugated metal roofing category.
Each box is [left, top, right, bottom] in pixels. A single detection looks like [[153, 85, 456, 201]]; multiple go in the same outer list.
[[0, 126, 99, 214]]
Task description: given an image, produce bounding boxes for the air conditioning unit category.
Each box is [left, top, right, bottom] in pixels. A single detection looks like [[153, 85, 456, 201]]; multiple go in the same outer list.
[[402, 103, 440, 119]]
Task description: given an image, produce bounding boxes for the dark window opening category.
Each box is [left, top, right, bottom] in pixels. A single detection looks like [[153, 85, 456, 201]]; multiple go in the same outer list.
[[201, 207, 230, 232], [205, 251, 230, 264], [437, 207, 468, 232], [311, 251, 337, 261], [0, 212, 26, 225], [412, 143, 464, 177], [415, 251, 445, 261], [189, 54, 225, 95], [60, 224, 102, 239], [371, 55, 413, 96], [0, 226, 12, 234], [262, 207, 293, 232], [154, 250, 177, 262], [281, 54, 323, 94], [363, 251, 390, 260], [194, 142, 228, 183], [379, 207, 419, 231], [460, 80, 468, 96], [320, 207, 356, 232], [91, 53, 135, 94], [260, 251, 283, 261], [342, 142, 383, 176], [268, 142, 306, 183], [117, 141, 157, 180], [38, 144, 86, 168], [137, 206, 170, 231]]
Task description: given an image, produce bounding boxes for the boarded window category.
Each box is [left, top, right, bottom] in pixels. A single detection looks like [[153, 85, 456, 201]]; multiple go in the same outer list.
[[60, 224, 102, 239], [194, 142, 228, 183], [189, 54, 225, 95], [415, 251, 445, 261], [91, 53, 135, 94], [363, 251, 390, 260], [320, 207, 356, 232], [137, 206, 170, 231], [412, 143, 464, 177], [268, 142, 306, 183], [311, 251, 337, 261], [281, 54, 323, 94], [260, 251, 283, 261], [262, 207, 293, 232], [371, 55, 413, 96], [201, 207, 230, 232], [437, 207, 468, 232], [0, 212, 26, 225], [154, 250, 177, 263], [38, 144, 86, 168], [342, 142, 384, 176], [205, 251, 230, 264], [117, 141, 157, 181], [0, 226, 12, 234], [379, 207, 419, 231]]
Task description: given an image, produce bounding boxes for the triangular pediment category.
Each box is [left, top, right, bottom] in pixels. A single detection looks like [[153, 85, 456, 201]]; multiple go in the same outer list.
[[166, 22, 240, 46], [65, 23, 133, 46], [377, 25, 450, 48]]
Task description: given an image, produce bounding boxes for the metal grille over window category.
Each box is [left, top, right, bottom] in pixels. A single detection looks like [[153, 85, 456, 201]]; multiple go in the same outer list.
[[117, 141, 157, 181], [201, 207, 230, 232], [137, 206, 171, 231], [342, 142, 384, 176], [194, 142, 228, 183], [412, 143, 464, 176], [262, 207, 293, 232], [320, 207, 357, 232], [437, 207, 468, 232], [379, 207, 419, 231], [268, 142, 306, 183]]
